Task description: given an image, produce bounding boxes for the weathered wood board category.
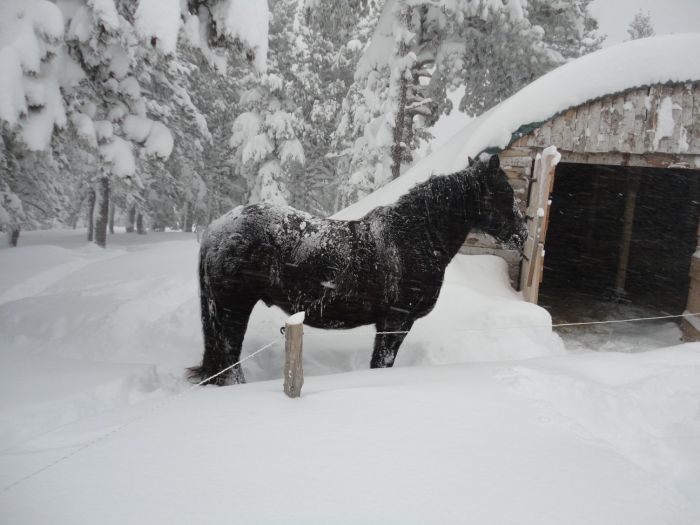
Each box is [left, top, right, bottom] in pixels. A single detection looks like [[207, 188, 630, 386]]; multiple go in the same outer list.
[[522, 82, 700, 156], [520, 149, 558, 303]]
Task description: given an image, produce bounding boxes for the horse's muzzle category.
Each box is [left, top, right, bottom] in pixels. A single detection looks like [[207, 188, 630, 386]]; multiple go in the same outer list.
[[505, 224, 528, 251]]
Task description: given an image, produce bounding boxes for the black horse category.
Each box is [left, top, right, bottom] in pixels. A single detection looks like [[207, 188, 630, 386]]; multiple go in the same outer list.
[[189, 155, 527, 385]]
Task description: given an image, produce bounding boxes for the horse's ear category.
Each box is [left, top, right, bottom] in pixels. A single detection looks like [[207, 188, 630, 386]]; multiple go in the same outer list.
[[488, 154, 500, 172], [467, 156, 475, 167]]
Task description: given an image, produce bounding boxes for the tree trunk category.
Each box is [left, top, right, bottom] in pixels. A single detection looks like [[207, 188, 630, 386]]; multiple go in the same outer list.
[[136, 212, 145, 234], [390, 75, 408, 180], [94, 177, 109, 248], [108, 200, 115, 234], [126, 205, 136, 233], [205, 173, 216, 226], [9, 227, 20, 247], [390, 6, 412, 180], [183, 201, 193, 233], [86, 187, 96, 242]]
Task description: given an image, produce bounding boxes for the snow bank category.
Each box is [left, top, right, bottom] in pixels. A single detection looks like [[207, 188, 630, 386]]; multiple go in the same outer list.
[[0, 245, 93, 305], [502, 348, 700, 476], [335, 33, 700, 220], [0, 233, 202, 450], [241, 253, 562, 383], [0, 351, 165, 450], [2, 345, 699, 524]]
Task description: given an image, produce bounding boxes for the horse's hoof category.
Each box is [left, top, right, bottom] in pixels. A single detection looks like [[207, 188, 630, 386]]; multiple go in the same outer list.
[[186, 365, 247, 386], [186, 366, 227, 386], [231, 368, 246, 385]]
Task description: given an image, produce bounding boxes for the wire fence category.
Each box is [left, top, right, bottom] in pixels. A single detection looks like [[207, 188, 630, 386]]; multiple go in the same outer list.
[[2, 308, 698, 495], [302, 311, 700, 338], [0, 337, 284, 496]]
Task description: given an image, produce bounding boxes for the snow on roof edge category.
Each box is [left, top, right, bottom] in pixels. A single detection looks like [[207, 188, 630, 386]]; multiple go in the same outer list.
[[333, 33, 700, 221]]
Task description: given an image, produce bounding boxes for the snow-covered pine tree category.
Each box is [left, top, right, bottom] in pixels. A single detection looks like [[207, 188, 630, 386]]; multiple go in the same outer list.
[[158, 1, 271, 228], [0, 0, 67, 245], [1, 0, 270, 243], [334, 0, 603, 209], [134, 48, 208, 232], [275, 0, 372, 215], [455, 4, 556, 116], [528, 0, 603, 60], [303, 0, 379, 48], [231, 72, 303, 206], [82, 0, 270, 239], [334, 1, 535, 205], [0, 134, 26, 246], [133, 0, 272, 228], [627, 10, 655, 40], [197, 83, 246, 225], [62, 0, 149, 246], [229, 0, 305, 208]]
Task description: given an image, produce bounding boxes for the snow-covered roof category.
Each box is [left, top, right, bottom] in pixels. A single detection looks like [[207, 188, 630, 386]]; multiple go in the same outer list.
[[334, 33, 700, 220]]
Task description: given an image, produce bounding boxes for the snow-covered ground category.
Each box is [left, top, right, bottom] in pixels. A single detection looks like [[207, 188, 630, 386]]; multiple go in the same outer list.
[[1, 230, 700, 524]]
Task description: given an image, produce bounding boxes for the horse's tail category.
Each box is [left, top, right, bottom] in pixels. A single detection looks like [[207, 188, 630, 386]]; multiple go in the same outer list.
[[187, 238, 220, 382]]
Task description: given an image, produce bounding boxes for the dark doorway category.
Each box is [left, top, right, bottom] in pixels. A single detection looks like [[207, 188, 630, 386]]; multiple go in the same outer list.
[[538, 162, 700, 322]]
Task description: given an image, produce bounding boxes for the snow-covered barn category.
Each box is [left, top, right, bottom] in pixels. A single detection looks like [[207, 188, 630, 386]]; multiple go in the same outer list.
[[498, 81, 700, 338], [335, 33, 700, 338]]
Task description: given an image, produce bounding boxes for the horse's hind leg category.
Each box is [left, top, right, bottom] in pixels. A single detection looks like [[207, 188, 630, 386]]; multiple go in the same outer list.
[[370, 316, 414, 368], [192, 293, 258, 386]]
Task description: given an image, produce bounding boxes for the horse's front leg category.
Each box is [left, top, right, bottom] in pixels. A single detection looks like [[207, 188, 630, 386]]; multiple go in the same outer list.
[[370, 316, 415, 368]]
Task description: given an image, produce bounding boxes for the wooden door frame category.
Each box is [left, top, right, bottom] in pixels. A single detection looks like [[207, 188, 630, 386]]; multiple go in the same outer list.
[[521, 149, 700, 340], [520, 148, 559, 302]]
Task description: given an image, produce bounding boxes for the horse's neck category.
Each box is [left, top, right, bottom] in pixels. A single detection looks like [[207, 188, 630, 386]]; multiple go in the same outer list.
[[391, 171, 481, 260]]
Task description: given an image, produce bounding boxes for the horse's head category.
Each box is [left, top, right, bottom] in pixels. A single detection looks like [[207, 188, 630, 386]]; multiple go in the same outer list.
[[474, 155, 528, 250]]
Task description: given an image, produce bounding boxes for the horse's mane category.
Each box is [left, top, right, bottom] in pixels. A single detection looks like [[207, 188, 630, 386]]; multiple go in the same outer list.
[[383, 162, 487, 221]]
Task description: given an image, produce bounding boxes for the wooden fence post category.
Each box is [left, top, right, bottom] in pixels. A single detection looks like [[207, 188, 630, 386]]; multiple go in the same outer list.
[[284, 312, 305, 398]]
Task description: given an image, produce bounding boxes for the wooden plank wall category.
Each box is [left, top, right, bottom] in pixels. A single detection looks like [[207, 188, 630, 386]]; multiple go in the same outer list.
[[519, 82, 700, 156]]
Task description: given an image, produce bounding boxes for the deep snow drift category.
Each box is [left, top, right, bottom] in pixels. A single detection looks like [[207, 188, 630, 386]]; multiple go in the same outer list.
[[1, 230, 699, 524]]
